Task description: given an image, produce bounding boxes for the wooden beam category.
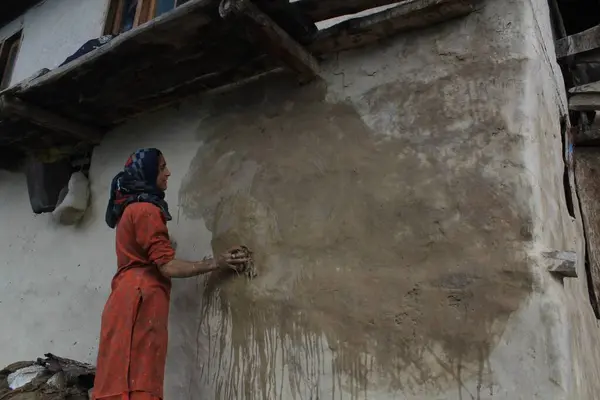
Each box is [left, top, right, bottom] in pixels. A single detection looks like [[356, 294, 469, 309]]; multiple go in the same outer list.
[[0, 96, 103, 143], [293, 0, 401, 23], [569, 82, 600, 111], [570, 80, 600, 95], [556, 24, 600, 60], [543, 250, 577, 278], [219, 0, 319, 81], [575, 148, 600, 318], [309, 0, 479, 55], [570, 94, 600, 111]]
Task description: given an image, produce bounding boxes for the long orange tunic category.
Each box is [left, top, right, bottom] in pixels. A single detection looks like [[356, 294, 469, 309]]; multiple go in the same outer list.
[[93, 203, 175, 400]]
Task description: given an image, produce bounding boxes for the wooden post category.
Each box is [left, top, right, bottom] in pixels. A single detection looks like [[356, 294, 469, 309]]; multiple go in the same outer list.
[[0, 95, 103, 144], [220, 0, 320, 81]]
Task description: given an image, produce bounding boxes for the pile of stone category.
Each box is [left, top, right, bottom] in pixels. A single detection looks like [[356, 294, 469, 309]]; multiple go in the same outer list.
[[0, 354, 95, 400]]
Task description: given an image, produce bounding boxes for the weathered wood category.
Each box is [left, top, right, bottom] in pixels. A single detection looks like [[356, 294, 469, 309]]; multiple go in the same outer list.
[[543, 250, 577, 278], [220, 0, 319, 80], [293, 0, 401, 23], [0, 96, 103, 143], [575, 148, 600, 318], [570, 80, 600, 95], [570, 93, 600, 111], [309, 0, 479, 55], [556, 24, 600, 60]]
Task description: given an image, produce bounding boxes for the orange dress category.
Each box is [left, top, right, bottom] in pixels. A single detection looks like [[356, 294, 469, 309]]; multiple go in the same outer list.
[[93, 203, 175, 400]]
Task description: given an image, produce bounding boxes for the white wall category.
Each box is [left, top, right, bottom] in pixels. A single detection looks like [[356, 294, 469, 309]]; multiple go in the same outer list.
[[0, 0, 599, 399], [0, 0, 109, 86]]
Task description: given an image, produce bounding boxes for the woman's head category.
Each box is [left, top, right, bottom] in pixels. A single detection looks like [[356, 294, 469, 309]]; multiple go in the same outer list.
[[123, 148, 170, 192], [105, 147, 172, 228]]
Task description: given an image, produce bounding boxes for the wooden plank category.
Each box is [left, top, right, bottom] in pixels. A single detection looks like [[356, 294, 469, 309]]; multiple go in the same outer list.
[[570, 94, 600, 111], [309, 0, 479, 55], [575, 148, 600, 318], [220, 0, 319, 80], [293, 0, 401, 23], [570, 80, 600, 95], [556, 24, 600, 60], [0, 96, 103, 143], [543, 250, 577, 278]]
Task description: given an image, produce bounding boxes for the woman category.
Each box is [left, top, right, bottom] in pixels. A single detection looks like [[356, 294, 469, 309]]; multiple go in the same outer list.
[[92, 148, 246, 400]]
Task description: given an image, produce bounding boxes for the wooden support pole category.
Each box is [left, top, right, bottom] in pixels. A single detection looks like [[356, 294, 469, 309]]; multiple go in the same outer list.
[[219, 0, 320, 81], [309, 0, 479, 56], [556, 24, 600, 60], [0, 96, 103, 144], [543, 251, 577, 278]]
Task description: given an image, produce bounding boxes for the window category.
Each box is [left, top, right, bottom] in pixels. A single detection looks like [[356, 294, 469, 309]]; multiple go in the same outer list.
[[0, 30, 22, 90], [104, 0, 190, 35]]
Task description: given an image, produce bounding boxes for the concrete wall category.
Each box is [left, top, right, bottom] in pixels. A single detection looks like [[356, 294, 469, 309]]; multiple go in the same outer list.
[[0, 0, 109, 86], [1, 0, 600, 399]]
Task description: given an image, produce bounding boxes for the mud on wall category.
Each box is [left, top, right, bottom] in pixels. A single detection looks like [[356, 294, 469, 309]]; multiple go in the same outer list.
[[172, 1, 541, 397]]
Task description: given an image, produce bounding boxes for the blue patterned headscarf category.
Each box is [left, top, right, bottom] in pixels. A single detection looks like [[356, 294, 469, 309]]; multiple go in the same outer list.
[[105, 148, 172, 229]]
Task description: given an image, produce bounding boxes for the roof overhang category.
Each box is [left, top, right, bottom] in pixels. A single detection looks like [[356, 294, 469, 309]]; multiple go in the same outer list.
[[0, 0, 480, 154]]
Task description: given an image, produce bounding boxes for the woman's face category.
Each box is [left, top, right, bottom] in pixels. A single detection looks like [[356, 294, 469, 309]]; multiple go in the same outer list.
[[156, 154, 171, 191]]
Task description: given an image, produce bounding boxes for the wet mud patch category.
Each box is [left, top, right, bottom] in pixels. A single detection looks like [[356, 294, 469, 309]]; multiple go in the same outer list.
[[179, 78, 532, 398]]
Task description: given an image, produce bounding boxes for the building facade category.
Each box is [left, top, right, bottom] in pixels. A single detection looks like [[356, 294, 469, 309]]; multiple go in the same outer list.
[[0, 0, 599, 399]]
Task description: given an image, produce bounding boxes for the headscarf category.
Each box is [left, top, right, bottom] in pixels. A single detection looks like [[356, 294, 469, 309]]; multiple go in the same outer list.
[[105, 148, 172, 229]]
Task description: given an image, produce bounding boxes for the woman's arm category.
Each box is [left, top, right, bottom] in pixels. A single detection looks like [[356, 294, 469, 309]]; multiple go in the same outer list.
[[131, 205, 248, 279], [158, 251, 249, 279], [158, 259, 216, 278]]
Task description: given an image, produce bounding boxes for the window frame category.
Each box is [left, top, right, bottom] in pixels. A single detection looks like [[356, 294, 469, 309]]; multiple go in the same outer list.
[[0, 30, 23, 90]]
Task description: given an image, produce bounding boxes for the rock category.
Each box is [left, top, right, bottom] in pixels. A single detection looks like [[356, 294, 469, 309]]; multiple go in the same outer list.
[[0, 354, 95, 400], [7, 365, 46, 390]]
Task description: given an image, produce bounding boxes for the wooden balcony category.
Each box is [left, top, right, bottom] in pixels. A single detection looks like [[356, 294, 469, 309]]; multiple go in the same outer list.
[[0, 0, 480, 154]]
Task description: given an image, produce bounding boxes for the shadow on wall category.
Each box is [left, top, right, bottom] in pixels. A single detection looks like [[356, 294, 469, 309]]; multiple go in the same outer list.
[[178, 76, 533, 398]]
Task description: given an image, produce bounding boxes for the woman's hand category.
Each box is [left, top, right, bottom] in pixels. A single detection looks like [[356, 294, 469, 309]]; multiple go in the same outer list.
[[214, 246, 249, 272]]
